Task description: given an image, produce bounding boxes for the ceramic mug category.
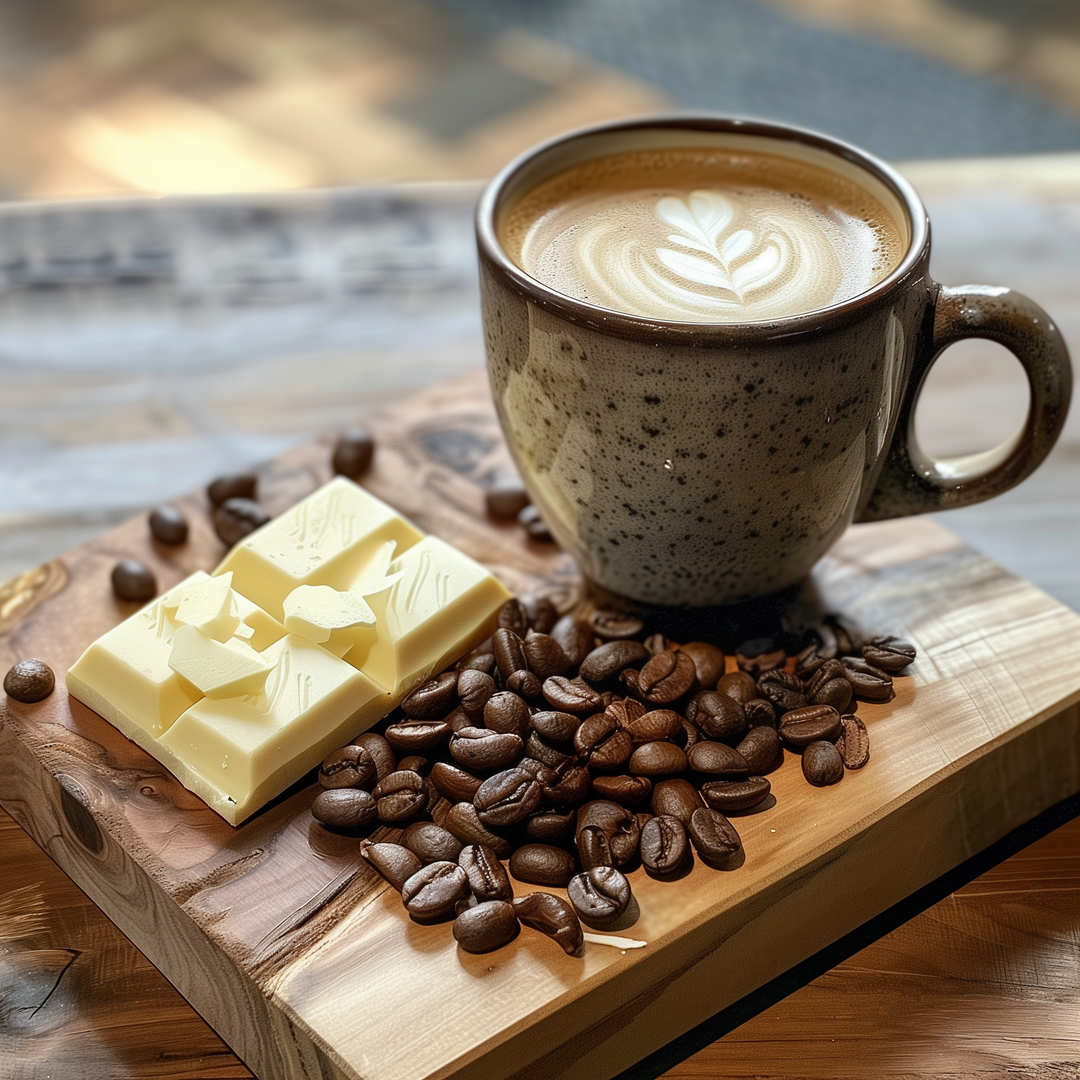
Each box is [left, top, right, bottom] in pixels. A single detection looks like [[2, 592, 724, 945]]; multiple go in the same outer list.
[[476, 117, 1072, 608]]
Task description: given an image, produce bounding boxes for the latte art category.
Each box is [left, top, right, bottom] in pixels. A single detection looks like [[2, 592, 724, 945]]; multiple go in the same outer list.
[[502, 148, 905, 323]]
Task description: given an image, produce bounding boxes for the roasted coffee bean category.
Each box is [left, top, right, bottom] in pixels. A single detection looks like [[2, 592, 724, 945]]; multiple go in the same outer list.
[[758, 669, 807, 712], [505, 669, 542, 698], [486, 482, 530, 522], [550, 615, 595, 668], [474, 768, 542, 827], [678, 719, 700, 751], [606, 696, 646, 729], [778, 705, 842, 748], [622, 708, 682, 743], [458, 844, 514, 901], [493, 628, 528, 680], [567, 867, 632, 927], [521, 594, 559, 634], [701, 777, 772, 812], [523, 631, 570, 678], [148, 505, 188, 545], [743, 698, 777, 728], [688, 808, 742, 867], [640, 815, 690, 879], [519, 503, 554, 541], [319, 744, 377, 790], [802, 740, 845, 786], [735, 725, 782, 775], [207, 471, 256, 506], [353, 732, 396, 780], [838, 714, 871, 769], [384, 720, 450, 755], [360, 841, 422, 891], [512, 892, 584, 956], [331, 428, 374, 478], [862, 635, 917, 673], [687, 740, 749, 776], [826, 615, 859, 656], [576, 801, 640, 867], [794, 642, 830, 678], [430, 761, 483, 802], [580, 640, 649, 684], [841, 656, 895, 702], [592, 774, 652, 805], [686, 691, 746, 743], [403, 822, 463, 864], [526, 808, 576, 840], [458, 669, 496, 719], [443, 706, 473, 734], [484, 691, 531, 737], [650, 779, 703, 826], [574, 713, 633, 769], [679, 642, 727, 689], [444, 802, 513, 858], [459, 651, 496, 675], [540, 763, 591, 806], [453, 900, 519, 953], [808, 675, 853, 713], [397, 755, 428, 774], [737, 648, 786, 676], [373, 770, 427, 823], [636, 650, 697, 704], [312, 787, 377, 829], [495, 598, 529, 638], [805, 658, 845, 695], [642, 633, 670, 655], [4, 659, 55, 703], [530, 710, 580, 743], [628, 741, 688, 776], [526, 731, 574, 769], [449, 727, 523, 771], [543, 676, 603, 715], [111, 558, 156, 602], [716, 671, 758, 706], [576, 824, 614, 871], [510, 844, 577, 888], [402, 861, 471, 923], [401, 672, 457, 718], [589, 610, 644, 640], [213, 497, 269, 546]]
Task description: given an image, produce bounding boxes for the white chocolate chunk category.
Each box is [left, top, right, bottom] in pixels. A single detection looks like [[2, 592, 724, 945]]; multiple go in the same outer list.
[[168, 625, 272, 699], [214, 477, 423, 620], [582, 933, 647, 950], [170, 573, 239, 641], [283, 585, 376, 642]]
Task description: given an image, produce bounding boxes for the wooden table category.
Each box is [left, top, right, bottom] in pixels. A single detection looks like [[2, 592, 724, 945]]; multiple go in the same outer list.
[[2, 154, 1080, 1078]]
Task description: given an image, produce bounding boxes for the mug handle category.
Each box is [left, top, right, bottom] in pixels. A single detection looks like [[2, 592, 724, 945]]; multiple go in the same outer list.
[[856, 285, 1072, 522]]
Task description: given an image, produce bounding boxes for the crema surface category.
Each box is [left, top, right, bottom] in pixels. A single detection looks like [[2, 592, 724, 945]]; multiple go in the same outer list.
[[501, 148, 905, 323]]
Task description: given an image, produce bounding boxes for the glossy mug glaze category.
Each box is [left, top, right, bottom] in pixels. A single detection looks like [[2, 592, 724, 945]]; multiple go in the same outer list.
[[477, 118, 1072, 608]]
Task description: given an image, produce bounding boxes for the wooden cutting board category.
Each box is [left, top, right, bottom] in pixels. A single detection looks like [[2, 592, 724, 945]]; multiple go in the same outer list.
[[2, 368, 1079, 1080]]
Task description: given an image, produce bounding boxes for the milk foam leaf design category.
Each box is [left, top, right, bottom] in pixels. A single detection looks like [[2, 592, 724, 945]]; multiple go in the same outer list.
[[656, 247, 736, 292], [656, 191, 733, 253]]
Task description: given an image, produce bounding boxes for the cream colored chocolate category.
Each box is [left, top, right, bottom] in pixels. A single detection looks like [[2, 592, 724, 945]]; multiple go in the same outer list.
[[66, 478, 511, 824]]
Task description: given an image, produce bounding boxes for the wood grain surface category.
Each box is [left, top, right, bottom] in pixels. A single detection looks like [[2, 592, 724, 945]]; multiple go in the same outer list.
[[2, 367, 1080, 1080]]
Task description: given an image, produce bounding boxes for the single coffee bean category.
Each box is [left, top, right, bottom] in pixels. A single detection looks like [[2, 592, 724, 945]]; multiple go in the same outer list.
[[592, 774, 652, 805], [331, 428, 375, 478], [510, 844, 578, 888], [457, 669, 496, 720], [474, 768, 542, 827], [312, 787, 377, 829], [622, 708, 682, 744], [213, 497, 269, 546], [519, 504, 554, 541], [636, 650, 697, 704], [430, 761, 483, 802], [701, 777, 772, 812], [795, 643, 829, 678], [384, 720, 450, 755], [735, 725, 782, 774], [402, 861, 471, 923], [454, 900, 519, 953], [778, 704, 843, 748], [640, 815, 691, 879], [688, 807, 742, 867], [576, 824, 614, 871], [148, 505, 188, 545], [520, 594, 559, 634], [360, 841, 422, 891], [758, 669, 807, 712], [505, 669, 543, 698], [483, 692, 531, 738], [628, 741, 688, 776], [808, 675, 853, 713], [523, 631, 571, 678], [400, 672, 457, 718], [686, 691, 746, 743], [444, 802, 513, 858], [486, 482, 530, 522], [526, 808, 576, 840], [606, 696, 646, 729], [838, 713, 871, 769], [526, 731, 574, 769], [397, 755, 428, 774], [576, 800, 641, 867], [805, 658, 846, 695], [550, 615, 595, 668], [687, 740, 749, 776], [444, 706, 474, 734], [492, 627, 528, 680], [543, 676, 603, 715], [737, 648, 786, 676], [111, 558, 156, 602], [679, 642, 726, 690], [580, 640, 649, 684], [574, 713, 633, 769], [372, 770, 427, 823], [207, 471, 256, 506], [319, 744, 377, 790], [450, 727, 523, 771], [567, 867, 632, 928], [743, 697, 777, 728], [650, 779, 703, 826], [513, 892, 584, 956], [352, 732, 396, 780], [459, 650, 496, 675], [641, 633, 670, 655], [458, 844, 513, 902], [862, 635, 917, 673], [530, 710, 580, 743], [825, 615, 859, 656], [403, 822, 463, 864], [716, 671, 758, 705], [589, 610, 644, 640], [4, 659, 55, 703], [802, 740, 845, 786], [539, 763, 591, 806], [841, 656, 895, 703]]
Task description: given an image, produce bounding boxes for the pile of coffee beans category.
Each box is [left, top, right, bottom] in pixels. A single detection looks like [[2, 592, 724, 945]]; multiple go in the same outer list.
[[312, 597, 916, 956]]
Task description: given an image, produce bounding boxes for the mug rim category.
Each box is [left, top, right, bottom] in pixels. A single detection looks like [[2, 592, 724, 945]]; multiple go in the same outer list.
[[476, 114, 931, 342]]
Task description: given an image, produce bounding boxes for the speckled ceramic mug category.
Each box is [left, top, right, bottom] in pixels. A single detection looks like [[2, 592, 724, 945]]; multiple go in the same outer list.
[[477, 117, 1072, 608]]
